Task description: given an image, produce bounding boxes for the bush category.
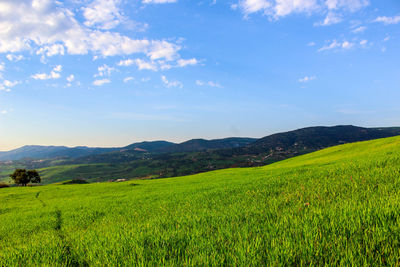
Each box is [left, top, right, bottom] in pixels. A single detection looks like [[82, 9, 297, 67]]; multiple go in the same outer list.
[[62, 179, 89, 185], [0, 183, 10, 188]]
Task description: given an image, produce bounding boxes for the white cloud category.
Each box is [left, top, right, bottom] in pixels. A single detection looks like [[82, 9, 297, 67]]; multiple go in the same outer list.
[[234, 0, 271, 15], [325, 0, 369, 12], [315, 11, 342, 26], [383, 36, 390, 42], [54, 65, 62, 72], [207, 81, 223, 88], [123, 76, 134, 83], [66, 74, 75, 82], [83, 0, 125, 30], [142, 0, 178, 3], [0, 110, 7, 114], [318, 40, 340, 51], [117, 58, 157, 71], [0, 0, 182, 62], [307, 42, 316, 46], [196, 80, 204, 86], [95, 64, 115, 77], [161, 75, 183, 88], [135, 59, 158, 71], [341, 40, 353, 49], [196, 80, 223, 88], [6, 54, 24, 61], [299, 76, 316, 83], [0, 62, 4, 73], [359, 39, 367, 46], [0, 79, 20, 91], [117, 59, 135, 66], [318, 40, 353, 51], [36, 44, 65, 57], [147, 41, 180, 61], [352, 26, 366, 33], [177, 58, 199, 67], [31, 65, 63, 80], [235, 0, 369, 21], [118, 57, 198, 71], [374, 15, 400, 25], [3, 80, 20, 87], [274, 0, 319, 18], [93, 79, 110, 86]]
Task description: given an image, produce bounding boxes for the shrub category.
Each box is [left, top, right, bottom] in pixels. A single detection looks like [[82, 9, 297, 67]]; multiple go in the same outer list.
[[62, 179, 89, 185], [0, 183, 10, 188]]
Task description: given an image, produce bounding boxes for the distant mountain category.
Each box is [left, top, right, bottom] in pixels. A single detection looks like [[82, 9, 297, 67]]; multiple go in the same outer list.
[[0, 140, 178, 161], [0, 145, 119, 161], [66, 138, 257, 164], [158, 137, 257, 153], [124, 141, 175, 152], [2, 125, 400, 184], [239, 125, 400, 155]]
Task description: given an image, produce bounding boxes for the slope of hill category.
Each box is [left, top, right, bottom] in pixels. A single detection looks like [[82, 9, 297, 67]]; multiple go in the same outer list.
[[241, 125, 400, 154], [1, 136, 400, 265], [0, 141, 175, 161], [0, 138, 254, 162], [0, 145, 119, 161], [158, 137, 257, 153], [123, 141, 176, 152], [1, 125, 399, 184]]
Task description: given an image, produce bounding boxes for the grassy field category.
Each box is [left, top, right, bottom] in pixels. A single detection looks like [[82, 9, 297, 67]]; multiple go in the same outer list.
[[34, 152, 273, 185], [0, 136, 400, 265]]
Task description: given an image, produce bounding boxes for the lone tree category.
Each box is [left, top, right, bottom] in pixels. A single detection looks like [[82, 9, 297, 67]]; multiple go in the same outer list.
[[10, 169, 41, 186]]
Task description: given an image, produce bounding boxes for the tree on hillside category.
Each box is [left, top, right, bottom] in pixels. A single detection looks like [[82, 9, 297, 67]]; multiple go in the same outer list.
[[27, 170, 41, 184], [10, 169, 41, 186]]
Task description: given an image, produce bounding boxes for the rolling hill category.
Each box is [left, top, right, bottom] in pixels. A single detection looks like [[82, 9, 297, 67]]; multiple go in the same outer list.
[[157, 137, 257, 153], [244, 125, 400, 153], [1, 136, 400, 265], [1, 125, 399, 184], [0, 145, 120, 161]]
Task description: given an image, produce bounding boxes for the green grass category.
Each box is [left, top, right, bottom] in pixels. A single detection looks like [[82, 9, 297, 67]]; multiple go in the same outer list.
[[1, 136, 400, 265]]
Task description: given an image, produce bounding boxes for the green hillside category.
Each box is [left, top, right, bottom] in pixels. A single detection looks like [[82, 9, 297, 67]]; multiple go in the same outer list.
[[0, 136, 400, 265]]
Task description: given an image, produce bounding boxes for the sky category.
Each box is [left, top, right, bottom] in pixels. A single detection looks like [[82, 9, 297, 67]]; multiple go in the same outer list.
[[0, 0, 399, 150]]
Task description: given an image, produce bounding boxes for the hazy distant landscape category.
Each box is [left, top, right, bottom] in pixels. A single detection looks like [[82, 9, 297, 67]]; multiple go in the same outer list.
[[1, 0, 400, 265], [1, 125, 399, 184], [2, 135, 400, 265]]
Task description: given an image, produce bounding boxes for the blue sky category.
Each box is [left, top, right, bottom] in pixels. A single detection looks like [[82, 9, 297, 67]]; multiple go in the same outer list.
[[0, 0, 399, 150]]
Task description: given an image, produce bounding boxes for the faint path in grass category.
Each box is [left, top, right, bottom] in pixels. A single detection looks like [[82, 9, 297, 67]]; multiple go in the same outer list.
[[54, 208, 88, 267], [36, 191, 87, 266], [35, 191, 46, 207]]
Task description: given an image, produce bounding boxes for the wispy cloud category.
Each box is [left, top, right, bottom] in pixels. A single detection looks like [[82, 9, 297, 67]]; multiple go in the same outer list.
[[95, 64, 115, 77], [318, 40, 354, 52], [374, 15, 400, 25], [0, 79, 20, 92], [298, 76, 316, 83], [6, 54, 24, 62], [123, 77, 134, 83], [234, 0, 369, 24], [196, 80, 223, 88], [177, 58, 199, 67], [142, 0, 178, 3], [31, 65, 63, 80], [118, 57, 198, 71], [93, 79, 111, 86], [83, 0, 126, 30], [352, 26, 367, 33], [0, 0, 184, 65], [315, 12, 342, 26], [161, 75, 183, 88]]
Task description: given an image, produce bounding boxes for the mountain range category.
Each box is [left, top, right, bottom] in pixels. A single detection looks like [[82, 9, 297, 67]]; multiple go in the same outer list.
[[1, 125, 400, 184]]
